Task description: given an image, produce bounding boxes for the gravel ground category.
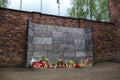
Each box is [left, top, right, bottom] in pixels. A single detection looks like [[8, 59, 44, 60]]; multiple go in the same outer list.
[[0, 62, 120, 80]]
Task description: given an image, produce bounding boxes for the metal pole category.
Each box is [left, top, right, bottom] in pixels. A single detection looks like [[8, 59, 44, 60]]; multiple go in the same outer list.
[[20, 0, 22, 10], [58, 4, 60, 15], [41, 0, 42, 13]]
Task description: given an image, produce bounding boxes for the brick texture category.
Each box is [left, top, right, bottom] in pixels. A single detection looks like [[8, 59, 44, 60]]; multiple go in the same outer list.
[[0, 9, 31, 66], [109, 0, 120, 49], [109, 0, 120, 61]]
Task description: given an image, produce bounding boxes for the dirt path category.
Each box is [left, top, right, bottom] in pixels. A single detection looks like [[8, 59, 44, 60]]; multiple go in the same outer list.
[[0, 62, 120, 80]]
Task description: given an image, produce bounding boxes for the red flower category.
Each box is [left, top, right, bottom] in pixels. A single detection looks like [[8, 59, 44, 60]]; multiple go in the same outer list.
[[41, 61, 46, 67], [58, 59, 64, 62], [75, 63, 81, 68], [39, 63, 43, 67], [83, 59, 90, 64], [32, 62, 41, 69]]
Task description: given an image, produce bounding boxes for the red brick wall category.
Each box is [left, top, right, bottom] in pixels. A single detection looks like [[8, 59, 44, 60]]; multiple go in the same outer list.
[[109, 0, 120, 50], [0, 7, 117, 66], [0, 9, 32, 66], [32, 12, 79, 28]]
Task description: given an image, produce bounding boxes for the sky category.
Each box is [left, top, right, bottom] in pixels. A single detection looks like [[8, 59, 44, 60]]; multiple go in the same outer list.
[[8, 0, 71, 16]]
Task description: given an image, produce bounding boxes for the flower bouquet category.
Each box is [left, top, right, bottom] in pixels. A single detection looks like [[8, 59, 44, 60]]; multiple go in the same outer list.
[[39, 56, 48, 68], [83, 59, 92, 67], [57, 59, 66, 68], [74, 59, 92, 68], [30, 57, 41, 69], [67, 60, 75, 68]]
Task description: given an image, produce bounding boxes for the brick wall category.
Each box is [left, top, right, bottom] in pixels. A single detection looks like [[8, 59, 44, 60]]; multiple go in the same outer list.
[[0, 9, 32, 66], [0, 6, 118, 66], [109, 0, 120, 61], [109, 0, 120, 49]]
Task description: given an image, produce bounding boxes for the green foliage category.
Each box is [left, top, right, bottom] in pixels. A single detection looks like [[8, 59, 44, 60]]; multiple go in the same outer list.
[[67, 0, 110, 22], [0, 0, 7, 8]]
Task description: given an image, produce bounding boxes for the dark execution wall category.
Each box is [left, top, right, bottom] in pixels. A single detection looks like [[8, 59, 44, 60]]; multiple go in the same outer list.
[[26, 21, 93, 67]]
